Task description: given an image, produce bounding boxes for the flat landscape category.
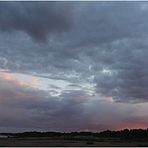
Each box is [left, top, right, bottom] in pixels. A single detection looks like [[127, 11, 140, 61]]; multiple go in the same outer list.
[[0, 136, 148, 147]]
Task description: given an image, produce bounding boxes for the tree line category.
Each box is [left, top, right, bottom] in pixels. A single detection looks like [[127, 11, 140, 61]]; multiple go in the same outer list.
[[1, 128, 148, 139]]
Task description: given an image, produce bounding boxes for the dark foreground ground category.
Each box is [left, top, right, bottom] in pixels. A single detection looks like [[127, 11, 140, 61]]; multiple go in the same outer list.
[[0, 137, 148, 147], [1, 129, 148, 146]]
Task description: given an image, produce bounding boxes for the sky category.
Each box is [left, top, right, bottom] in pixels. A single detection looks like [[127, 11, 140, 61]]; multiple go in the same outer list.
[[0, 1, 148, 132]]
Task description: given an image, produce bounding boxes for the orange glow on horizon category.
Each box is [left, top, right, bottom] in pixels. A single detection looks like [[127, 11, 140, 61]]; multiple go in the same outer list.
[[115, 123, 148, 131]]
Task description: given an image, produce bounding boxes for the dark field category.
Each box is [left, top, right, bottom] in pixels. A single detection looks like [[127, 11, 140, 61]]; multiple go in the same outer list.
[[0, 137, 148, 147], [1, 129, 148, 147]]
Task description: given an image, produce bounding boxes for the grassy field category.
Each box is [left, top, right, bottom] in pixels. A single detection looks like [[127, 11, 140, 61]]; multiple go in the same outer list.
[[0, 137, 148, 146]]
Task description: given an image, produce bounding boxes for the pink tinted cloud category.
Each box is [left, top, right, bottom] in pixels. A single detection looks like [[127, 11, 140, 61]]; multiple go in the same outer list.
[[0, 72, 39, 88]]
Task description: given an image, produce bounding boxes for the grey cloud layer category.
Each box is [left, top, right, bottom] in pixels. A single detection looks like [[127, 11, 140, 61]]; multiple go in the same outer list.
[[1, 2, 148, 103], [0, 2, 73, 42]]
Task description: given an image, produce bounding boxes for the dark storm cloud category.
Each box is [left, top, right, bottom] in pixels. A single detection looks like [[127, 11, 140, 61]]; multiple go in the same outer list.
[[94, 39, 148, 103], [1, 2, 148, 104], [58, 2, 148, 48], [0, 2, 73, 42]]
